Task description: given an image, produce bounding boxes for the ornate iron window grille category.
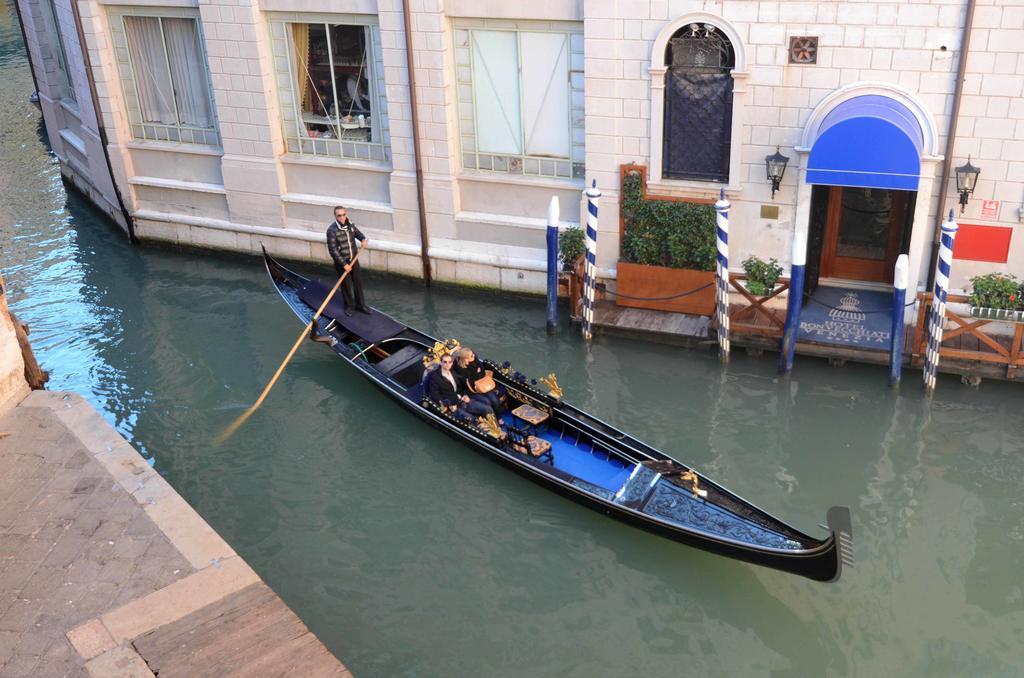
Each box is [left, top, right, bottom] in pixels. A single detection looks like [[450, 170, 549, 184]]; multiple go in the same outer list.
[[663, 24, 735, 183]]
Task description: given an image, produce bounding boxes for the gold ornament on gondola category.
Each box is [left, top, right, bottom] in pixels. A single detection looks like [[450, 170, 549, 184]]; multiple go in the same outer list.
[[679, 470, 704, 499], [423, 338, 461, 367], [538, 373, 563, 400], [476, 413, 505, 439]]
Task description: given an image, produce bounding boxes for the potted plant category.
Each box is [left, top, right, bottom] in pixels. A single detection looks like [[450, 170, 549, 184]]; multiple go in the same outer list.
[[968, 273, 1024, 322], [742, 256, 783, 297], [557, 226, 586, 314], [616, 168, 718, 315], [558, 226, 585, 272]]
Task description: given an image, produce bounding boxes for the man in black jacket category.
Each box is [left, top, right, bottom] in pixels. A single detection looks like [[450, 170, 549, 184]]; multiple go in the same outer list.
[[326, 206, 370, 316], [427, 354, 493, 421]]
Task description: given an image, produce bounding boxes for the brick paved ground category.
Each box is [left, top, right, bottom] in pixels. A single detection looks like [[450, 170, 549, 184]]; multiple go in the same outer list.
[[0, 392, 348, 677], [0, 402, 195, 676]]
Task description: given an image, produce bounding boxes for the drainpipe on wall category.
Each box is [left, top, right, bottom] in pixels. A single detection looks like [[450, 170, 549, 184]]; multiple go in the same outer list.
[[11, 0, 42, 99], [67, 0, 137, 243], [401, 0, 432, 286], [927, 0, 975, 289]]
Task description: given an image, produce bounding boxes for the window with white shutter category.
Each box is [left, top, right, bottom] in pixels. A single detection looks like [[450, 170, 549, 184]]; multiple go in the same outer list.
[[40, 0, 76, 104], [455, 23, 583, 180]]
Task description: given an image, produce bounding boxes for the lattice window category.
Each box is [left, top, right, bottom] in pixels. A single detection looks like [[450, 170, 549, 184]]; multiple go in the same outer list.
[[109, 8, 218, 145], [454, 24, 584, 180], [663, 23, 734, 183], [269, 16, 388, 162], [39, 0, 76, 104]]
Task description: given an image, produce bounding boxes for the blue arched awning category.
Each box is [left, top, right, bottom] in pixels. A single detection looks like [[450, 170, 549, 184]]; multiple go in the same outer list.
[[807, 95, 924, 191]]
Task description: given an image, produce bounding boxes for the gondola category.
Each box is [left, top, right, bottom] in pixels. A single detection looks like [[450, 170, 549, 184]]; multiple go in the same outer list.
[[262, 250, 853, 582]]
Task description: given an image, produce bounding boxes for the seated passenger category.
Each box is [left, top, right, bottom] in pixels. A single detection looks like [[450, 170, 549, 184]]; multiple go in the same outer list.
[[454, 347, 505, 415], [427, 353, 493, 420]]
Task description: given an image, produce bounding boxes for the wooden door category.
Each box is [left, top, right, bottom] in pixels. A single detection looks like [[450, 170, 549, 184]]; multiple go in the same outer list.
[[821, 186, 908, 283]]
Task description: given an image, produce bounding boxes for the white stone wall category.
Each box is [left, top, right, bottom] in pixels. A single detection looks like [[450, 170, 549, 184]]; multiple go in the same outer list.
[[21, 0, 1024, 296], [583, 0, 1024, 293], [942, 3, 1024, 288], [16, 0, 126, 230]]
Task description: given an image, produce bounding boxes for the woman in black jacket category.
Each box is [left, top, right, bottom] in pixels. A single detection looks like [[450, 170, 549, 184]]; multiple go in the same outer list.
[[453, 347, 505, 415]]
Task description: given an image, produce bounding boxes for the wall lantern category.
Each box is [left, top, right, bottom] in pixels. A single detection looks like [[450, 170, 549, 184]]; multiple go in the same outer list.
[[765, 147, 790, 200], [955, 157, 980, 214]]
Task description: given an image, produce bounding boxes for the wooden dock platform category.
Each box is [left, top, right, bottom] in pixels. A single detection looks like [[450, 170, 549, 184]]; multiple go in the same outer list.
[[590, 300, 711, 347], [727, 298, 1024, 381], [583, 297, 1024, 384]]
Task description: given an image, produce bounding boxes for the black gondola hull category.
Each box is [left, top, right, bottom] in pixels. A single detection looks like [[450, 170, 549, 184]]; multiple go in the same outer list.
[[260, 251, 851, 582]]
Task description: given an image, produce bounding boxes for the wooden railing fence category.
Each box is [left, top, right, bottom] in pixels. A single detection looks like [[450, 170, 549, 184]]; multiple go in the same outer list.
[[912, 292, 1024, 378], [727, 275, 790, 338]]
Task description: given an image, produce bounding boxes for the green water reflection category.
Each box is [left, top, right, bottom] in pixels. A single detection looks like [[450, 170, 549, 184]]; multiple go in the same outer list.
[[3, 3, 1024, 675]]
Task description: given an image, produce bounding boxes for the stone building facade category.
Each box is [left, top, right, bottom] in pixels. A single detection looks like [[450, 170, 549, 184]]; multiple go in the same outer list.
[[15, 0, 1024, 295], [15, 0, 127, 231]]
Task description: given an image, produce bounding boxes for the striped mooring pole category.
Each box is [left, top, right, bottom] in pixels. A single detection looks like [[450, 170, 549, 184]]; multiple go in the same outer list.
[[888, 254, 909, 388], [779, 230, 807, 374], [714, 190, 731, 362], [582, 180, 600, 342], [545, 196, 560, 335], [924, 210, 959, 392]]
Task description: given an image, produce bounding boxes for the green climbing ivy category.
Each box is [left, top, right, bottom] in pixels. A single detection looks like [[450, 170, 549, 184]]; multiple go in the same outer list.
[[620, 171, 717, 272]]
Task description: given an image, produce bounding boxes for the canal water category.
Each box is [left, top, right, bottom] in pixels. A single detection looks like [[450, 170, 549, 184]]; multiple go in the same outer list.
[[4, 7, 1024, 676]]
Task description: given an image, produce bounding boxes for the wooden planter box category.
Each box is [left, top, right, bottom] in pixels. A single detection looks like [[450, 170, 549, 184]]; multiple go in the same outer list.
[[615, 261, 716, 316], [970, 306, 1024, 323]]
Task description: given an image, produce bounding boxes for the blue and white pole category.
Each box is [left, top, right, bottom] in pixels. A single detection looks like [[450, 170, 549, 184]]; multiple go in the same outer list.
[[924, 210, 959, 392], [582, 181, 600, 342], [779, 230, 807, 374], [888, 254, 909, 388], [545, 196, 560, 335], [714, 189, 731, 362]]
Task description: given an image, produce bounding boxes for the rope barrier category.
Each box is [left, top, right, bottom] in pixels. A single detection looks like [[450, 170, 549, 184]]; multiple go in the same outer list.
[[582, 274, 919, 312], [801, 293, 918, 315], [596, 281, 714, 302]]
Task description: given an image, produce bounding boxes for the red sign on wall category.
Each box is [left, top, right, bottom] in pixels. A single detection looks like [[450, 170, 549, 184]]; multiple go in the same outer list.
[[980, 200, 1000, 219], [953, 223, 1013, 263]]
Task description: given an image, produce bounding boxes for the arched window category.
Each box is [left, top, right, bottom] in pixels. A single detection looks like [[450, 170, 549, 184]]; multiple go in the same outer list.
[[662, 23, 734, 182]]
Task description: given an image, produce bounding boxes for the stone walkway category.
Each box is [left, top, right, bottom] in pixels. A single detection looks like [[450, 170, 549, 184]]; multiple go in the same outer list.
[[0, 392, 349, 677]]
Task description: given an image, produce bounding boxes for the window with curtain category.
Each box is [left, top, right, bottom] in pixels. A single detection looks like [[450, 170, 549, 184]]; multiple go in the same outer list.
[[455, 26, 584, 180], [663, 23, 735, 182], [40, 0, 75, 104], [121, 15, 216, 145], [279, 21, 385, 162]]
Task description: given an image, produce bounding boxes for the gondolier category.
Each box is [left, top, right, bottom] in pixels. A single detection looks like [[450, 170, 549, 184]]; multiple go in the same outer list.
[[327, 206, 370, 316]]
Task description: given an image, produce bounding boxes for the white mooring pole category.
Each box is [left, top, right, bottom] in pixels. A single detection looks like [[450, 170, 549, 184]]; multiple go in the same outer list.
[[582, 181, 600, 342], [714, 189, 731, 362], [924, 210, 959, 392]]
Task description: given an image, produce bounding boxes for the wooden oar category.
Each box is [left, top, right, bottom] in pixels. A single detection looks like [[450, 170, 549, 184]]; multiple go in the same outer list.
[[215, 247, 364, 444]]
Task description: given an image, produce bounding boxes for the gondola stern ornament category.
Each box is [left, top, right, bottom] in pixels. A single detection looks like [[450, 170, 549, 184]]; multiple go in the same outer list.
[[423, 338, 462, 367], [538, 373, 564, 400], [679, 470, 708, 499], [477, 413, 505, 440]]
